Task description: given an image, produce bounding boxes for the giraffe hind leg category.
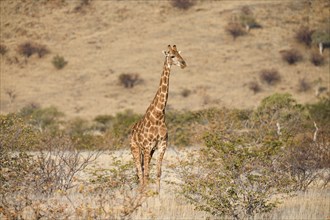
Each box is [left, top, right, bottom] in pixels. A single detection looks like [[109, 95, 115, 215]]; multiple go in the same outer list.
[[156, 139, 167, 193]]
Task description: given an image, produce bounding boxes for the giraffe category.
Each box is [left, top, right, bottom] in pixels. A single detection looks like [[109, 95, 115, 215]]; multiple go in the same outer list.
[[130, 45, 187, 193]]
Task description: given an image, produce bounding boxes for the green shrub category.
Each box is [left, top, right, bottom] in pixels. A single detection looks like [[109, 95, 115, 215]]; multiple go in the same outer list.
[[105, 110, 141, 149], [52, 55, 68, 69], [177, 131, 295, 219], [253, 93, 312, 146], [166, 110, 202, 147], [66, 117, 105, 149], [94, 115, 114, 132], [312, 29, 330, 45], [308, 96, 330, 126], [19, 105, 64, 134], [175, 94, 328, 219], [239, 14, 262, 30], [0, 114, 40, 150]]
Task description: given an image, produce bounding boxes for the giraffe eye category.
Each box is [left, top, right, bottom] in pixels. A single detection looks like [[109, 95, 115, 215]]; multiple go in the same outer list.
[[170, 55, 175, 58]]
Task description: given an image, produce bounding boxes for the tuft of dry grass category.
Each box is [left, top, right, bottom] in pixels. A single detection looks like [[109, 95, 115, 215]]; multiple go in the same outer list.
[[297, 78, 311, 92], [0, 44, 8, 55], [248, 81, 262, 94], [259, 69, 281, 85], [281, 49, 303, 65]]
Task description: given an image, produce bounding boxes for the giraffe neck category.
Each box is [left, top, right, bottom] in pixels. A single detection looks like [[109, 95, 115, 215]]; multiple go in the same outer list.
[[146, 58, 171, 120]]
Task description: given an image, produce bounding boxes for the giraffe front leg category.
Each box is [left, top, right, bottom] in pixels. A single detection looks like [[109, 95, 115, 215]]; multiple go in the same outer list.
[[130, 141, 143, 187], [156, 139, 167, 193], [143, 148, 152, 188]]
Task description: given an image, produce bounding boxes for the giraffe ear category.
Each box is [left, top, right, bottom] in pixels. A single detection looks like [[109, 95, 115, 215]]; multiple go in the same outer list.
[[162, 50, 168, 56]]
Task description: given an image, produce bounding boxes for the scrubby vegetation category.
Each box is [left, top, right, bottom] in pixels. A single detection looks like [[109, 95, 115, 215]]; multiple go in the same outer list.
[[1, 93, 329, 219], [174, 93, 330, 219]]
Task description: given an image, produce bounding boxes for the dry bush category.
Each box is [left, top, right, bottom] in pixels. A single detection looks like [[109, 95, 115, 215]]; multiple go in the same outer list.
[[310, 51, 325, 66], [281, 49, 303, 65], [34, 136, 100, 195], [0, 130, 100, 219], [74, 0, 92, 12], [119, 73, 141, 88], [295, 26, 314, 47], [282, 131, 330, 191], [0, 44, 8, 55], [17, 42, 49, 58], [259, 69, 281, 85], [225, 22, 246, 40], [171, 0, 195, 10], [248, 81, 261, 94], [181, 88, 191, 97]]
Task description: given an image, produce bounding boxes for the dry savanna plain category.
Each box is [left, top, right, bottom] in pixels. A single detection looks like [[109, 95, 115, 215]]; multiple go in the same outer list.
[[1, 0, 330, 219]]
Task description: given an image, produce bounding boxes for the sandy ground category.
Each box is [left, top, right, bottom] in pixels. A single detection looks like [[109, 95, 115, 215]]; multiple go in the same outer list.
[[1, 0, 329, 120]]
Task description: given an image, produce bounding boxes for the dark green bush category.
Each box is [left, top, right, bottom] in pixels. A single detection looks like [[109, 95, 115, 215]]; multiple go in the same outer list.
[[52, 55, 68, 69]]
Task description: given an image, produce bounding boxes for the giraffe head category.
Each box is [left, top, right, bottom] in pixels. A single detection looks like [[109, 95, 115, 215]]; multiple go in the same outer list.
[[162, 45, 187, 69]]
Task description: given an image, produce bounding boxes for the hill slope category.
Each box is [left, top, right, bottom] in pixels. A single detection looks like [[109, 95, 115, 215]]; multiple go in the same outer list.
[[1, 0, 329, 119]]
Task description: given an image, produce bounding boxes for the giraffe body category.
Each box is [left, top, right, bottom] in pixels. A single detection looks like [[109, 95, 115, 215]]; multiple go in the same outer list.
[[130, 45, 186, 192]]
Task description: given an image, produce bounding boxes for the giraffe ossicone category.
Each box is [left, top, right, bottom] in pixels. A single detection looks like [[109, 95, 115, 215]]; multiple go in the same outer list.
[[130, 45, 186, 193]]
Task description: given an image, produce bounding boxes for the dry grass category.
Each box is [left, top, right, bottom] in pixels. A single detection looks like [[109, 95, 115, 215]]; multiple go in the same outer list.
[[1, 148, 329, 219]]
